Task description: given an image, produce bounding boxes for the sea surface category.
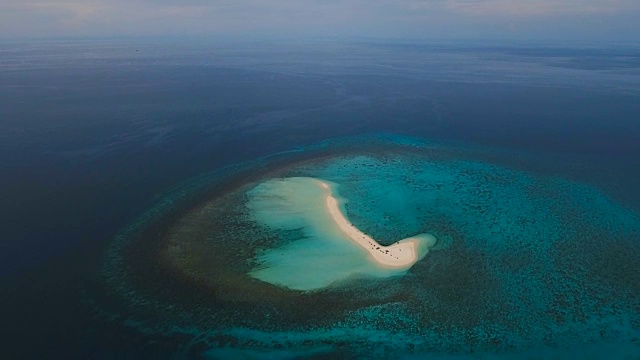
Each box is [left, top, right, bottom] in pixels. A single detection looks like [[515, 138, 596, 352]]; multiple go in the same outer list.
[[1, 38, 639, 358]]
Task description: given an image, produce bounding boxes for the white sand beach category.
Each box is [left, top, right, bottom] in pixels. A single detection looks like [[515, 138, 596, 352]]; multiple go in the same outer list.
[[319, 181, 423, 268]]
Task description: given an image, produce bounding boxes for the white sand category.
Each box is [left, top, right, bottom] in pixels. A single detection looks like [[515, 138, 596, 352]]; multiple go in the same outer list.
[[319, 181, 421, 268]]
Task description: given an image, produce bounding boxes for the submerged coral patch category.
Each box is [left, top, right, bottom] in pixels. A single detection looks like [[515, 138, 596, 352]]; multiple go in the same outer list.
[[100, 135, 640, 358]]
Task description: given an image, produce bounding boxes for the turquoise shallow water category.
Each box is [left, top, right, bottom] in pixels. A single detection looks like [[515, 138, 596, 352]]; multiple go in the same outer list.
[[100, 134, 640, 358], [247, 177, 435, 291]]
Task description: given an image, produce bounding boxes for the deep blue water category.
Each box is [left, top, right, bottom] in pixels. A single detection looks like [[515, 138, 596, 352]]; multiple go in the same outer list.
[[1, 38, 639, 358]]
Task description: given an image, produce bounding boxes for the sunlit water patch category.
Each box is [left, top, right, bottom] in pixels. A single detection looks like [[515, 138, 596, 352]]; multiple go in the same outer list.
[[98, 134, 640, 358]]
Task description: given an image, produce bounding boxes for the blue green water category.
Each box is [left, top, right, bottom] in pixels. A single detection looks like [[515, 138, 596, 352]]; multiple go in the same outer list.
[[3, 40, 640, 359], [247, 177, 435, 290], [98, 134, 640, 358]]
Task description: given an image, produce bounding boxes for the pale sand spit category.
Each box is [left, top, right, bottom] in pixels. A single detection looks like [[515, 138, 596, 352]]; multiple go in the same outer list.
[[319, 181, 421, 268]]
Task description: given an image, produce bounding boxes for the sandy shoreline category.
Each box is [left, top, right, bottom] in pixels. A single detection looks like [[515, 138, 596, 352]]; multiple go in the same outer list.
[[319, 181, 421, 268]]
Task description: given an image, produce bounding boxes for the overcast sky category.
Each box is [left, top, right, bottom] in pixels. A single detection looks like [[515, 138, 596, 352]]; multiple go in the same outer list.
[[2, 0, 639, 41]]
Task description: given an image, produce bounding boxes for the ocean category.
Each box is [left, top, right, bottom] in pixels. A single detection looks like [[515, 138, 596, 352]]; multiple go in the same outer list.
[[1, 38, 639, 358]]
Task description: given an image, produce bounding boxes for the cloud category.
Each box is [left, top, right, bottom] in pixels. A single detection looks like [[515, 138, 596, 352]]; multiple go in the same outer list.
[[1, 0, 639, 39], [24, 1, 106, 25], [440, 0, 638, 16]]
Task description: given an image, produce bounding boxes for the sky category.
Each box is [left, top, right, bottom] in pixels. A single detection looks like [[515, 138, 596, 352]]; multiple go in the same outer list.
[[1, 0, 639, 42]]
